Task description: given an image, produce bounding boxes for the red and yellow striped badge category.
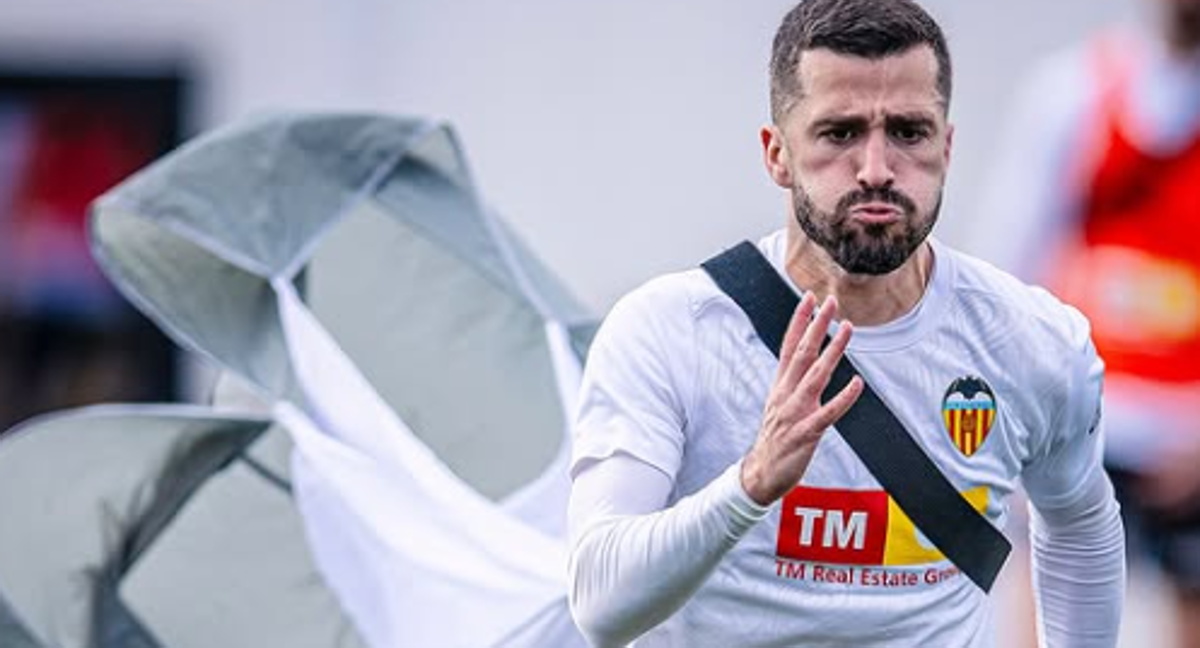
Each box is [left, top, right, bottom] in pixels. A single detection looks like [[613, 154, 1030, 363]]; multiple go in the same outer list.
[[941, 376, 997, 457]]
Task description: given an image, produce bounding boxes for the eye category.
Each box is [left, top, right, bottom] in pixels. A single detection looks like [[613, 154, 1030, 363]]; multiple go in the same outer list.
[[820, 127, 859, 145], [890, 124, 930, 145]]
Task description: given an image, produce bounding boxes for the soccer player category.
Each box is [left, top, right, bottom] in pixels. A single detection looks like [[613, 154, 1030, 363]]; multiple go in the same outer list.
[[567, 0, 1126, 645]]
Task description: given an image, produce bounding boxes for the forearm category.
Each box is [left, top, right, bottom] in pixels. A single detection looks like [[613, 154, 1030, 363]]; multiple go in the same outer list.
[[1029, 467, 1125, 648], [568, 460, 769, 648]]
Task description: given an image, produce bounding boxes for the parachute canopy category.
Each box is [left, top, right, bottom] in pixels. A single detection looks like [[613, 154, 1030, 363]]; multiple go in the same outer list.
[[0, 113, 596, 648]]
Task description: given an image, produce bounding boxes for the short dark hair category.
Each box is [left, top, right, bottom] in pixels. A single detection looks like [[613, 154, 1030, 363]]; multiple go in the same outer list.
[[769, 0, 952, 122]]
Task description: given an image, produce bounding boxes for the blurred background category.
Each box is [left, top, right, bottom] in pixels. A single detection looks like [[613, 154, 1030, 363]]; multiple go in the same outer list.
[[0, 0, 1190, 646]]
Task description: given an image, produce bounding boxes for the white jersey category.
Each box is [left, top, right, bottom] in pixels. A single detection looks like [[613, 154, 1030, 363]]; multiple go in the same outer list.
[[571, 229, 1105, 647]]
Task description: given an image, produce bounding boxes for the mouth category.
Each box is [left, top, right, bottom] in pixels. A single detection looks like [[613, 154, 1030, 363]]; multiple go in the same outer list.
[[848, 203, 903, 225]]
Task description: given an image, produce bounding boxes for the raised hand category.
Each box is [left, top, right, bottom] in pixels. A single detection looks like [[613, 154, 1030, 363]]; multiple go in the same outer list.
[[740, 293, 864, 506]]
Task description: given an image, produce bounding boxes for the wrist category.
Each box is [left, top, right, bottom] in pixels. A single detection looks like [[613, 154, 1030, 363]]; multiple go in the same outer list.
[[739, 458, 775, 507], [723, 461, 773, 537]]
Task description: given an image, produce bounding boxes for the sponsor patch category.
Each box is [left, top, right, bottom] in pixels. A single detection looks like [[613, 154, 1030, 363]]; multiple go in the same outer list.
[[775, 485, 989, 567]]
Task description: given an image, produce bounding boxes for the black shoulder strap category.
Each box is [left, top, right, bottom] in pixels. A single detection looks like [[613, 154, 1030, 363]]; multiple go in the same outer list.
[[701, 240, 1011, 593]]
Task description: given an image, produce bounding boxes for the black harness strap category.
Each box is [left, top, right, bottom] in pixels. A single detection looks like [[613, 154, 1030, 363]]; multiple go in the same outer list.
[[701, 240, 1011, 593]]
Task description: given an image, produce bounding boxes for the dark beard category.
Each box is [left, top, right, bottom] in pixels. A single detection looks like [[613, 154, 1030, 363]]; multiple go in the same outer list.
[[792, 184, 941, 275]]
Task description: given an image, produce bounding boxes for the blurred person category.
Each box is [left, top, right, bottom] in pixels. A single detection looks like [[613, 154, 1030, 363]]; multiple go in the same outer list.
[[567, 0, 1126, 646], [979, 0, 1200, 645]]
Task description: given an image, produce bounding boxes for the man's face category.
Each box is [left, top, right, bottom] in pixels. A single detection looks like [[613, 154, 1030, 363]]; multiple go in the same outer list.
[[762, 46, 952, 275]]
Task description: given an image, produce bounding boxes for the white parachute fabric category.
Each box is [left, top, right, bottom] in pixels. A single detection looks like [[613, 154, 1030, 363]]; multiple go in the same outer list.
[[274, 279, 573, 646], [87, 113, 592, 647]]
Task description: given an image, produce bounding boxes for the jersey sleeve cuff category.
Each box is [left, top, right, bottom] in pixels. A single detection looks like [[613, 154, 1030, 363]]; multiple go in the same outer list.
[[715, 460, 773, 539]]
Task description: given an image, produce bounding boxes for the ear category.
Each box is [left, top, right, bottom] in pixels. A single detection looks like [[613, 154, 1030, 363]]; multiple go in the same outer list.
[[943, 122, 954, 166], [761, 124, 792, 188]]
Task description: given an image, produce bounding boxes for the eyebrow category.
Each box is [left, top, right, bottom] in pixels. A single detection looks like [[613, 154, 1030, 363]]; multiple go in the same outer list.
[[885, 113, 937, 130], [810, 115, 867, 132], [809, 112, 938, 132]]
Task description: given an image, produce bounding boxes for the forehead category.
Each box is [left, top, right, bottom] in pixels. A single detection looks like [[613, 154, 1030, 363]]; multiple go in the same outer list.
[[793, 46, 944, 120]]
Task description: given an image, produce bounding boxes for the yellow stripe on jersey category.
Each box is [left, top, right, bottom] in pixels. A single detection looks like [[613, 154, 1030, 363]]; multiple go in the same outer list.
[[882, 486, 990, 565]]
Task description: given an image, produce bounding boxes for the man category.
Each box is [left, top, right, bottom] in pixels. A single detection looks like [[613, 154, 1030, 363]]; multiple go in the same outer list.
[[980, 0, 1200, 644], [567, 0, 1126, 646]]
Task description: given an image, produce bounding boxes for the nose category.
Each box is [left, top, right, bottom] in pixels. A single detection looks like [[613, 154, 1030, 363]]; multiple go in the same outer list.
[[856, 130, 895, 189]]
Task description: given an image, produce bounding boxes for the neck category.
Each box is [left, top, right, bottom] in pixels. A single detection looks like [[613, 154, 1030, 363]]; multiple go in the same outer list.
[[784, 225, 934, 327]]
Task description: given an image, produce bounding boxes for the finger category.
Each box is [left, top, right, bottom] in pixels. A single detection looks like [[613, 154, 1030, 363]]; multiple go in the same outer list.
[[780, 294, 835, 390], [809, 375, 864, 431], [774, 371, 861, 456], [776, 292, 817, 384], [796, 319, 853, 402], [786, 297, 844, 398], [806, 295, 839, 350]]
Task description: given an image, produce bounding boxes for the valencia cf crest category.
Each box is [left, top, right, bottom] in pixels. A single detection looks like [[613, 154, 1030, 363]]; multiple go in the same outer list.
[[942, 376, 997, 457]]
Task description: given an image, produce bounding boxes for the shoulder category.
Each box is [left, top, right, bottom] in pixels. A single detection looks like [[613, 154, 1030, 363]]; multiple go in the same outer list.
[[603, 236, 776, 337], [1023, 41, 1096, 94], [996, 37, 1119, 173], [589, 266, 726, 364], [605, 268, 723, 329], [1014, 42, 1100, 123], [943, 245, 1094, 369]]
